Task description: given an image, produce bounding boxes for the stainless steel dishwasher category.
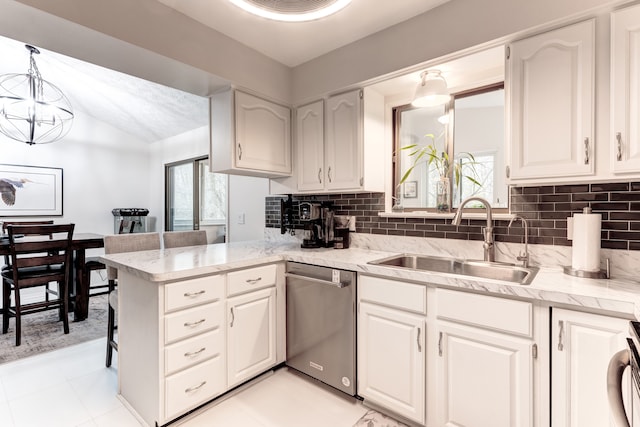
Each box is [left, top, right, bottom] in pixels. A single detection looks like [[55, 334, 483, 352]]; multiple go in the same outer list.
[[285, 262, 356, 396]]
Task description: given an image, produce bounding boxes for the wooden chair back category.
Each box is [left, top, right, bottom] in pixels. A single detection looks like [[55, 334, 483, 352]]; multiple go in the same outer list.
[[5, 223, 75, 288], [162, 230, 207, 249], [2, 220, 55, 267]]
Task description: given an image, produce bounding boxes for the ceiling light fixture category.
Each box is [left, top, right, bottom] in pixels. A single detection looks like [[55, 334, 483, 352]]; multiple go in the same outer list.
[[412, 70, 450, 108], [229, 0, 352, 22], [0, 44, 74, 145]]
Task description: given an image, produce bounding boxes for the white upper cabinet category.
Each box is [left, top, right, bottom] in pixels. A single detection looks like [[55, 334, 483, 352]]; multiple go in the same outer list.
[[325, 90, 364, 191], [611, 4, 640, 173], [270, 87, 384, 195], [210, 89, 292, 178], [296, 100, 325, 191], [508, 19, 595, 180]]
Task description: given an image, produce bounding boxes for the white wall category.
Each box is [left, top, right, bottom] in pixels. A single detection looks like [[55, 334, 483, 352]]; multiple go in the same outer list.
[[151, 126, 269, 242], [291, 0, 619, 102], [0, 109, 151, 237]]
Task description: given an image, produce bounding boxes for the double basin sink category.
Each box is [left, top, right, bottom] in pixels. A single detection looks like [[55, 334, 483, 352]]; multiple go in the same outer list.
[[368, 253, 538, 285]]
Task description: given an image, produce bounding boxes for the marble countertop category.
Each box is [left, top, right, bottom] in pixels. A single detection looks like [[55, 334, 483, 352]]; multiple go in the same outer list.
[[100, 240, 640, 319]]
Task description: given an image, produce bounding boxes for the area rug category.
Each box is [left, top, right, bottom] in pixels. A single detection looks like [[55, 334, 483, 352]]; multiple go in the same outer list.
[[353, 410, 409, 427], [0, 294, 107, 364]]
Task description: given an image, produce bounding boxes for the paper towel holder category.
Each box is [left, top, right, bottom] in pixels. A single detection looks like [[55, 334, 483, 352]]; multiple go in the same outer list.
[[563, 258, 610, 279]]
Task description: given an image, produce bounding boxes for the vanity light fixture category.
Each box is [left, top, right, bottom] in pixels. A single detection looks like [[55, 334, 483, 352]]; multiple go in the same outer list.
[[412, 70, 450, 108], [229, 0, 352, 22], [0, 44, 74, 145]]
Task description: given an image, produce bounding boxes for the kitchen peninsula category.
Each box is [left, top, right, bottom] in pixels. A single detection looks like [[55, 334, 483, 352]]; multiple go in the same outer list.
[[101, 239, 640, 427]]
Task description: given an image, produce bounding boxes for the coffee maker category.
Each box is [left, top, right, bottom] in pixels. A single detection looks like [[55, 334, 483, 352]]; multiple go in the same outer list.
[[299, 201, 334, 248]]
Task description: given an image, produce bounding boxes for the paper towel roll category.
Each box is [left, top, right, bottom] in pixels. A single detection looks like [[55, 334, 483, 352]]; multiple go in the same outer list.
[[571, 211, 601, 272]]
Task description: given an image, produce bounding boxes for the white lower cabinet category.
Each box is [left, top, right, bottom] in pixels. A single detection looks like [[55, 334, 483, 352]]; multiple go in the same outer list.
[[359, 302, 425, 424], [436, 322, 533, 427], [118, 263, 282, 427], [227, 287, 277, 388], [551, 308, 630, 427], [435, 288, 536, 427], [358, 275, 426, 425]]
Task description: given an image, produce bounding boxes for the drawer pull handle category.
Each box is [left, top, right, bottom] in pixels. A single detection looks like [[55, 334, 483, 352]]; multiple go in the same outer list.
[[184, 347, 206, 358], [417, 327, 422, 353], [185, 381, 207, 394], [246, 277, 262, 284], [184, 319, 206, 328], [184, 290, 206, 298], [328, 166, 332, 183], [230, 307, 235, 327], [318, 168, 322, 183], [438, 331, 443, 357]]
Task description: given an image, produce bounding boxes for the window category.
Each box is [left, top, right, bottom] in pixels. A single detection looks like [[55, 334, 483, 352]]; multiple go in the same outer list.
[[393, 83, 506, 211], [165, 156, 227, 231]]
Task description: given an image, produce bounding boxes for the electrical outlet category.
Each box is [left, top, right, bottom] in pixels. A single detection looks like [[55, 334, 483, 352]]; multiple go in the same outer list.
[[237, 213, 245, 224]]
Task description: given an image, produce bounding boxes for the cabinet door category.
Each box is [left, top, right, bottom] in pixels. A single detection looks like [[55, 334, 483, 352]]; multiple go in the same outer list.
[[235, 91, 291, 175], [508, 20, 594, 180], [227, 287, 277, 388], [296, 100, 325, 191], [436, 322, 533, 427], [551, 308, 629, 427], [358, 302, 425, 424], [611, 4, 640, 173], [325, 90, 363, 190]]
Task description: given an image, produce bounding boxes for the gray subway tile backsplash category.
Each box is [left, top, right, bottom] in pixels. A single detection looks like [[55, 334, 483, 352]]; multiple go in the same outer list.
[[266, 181, 640, 250]]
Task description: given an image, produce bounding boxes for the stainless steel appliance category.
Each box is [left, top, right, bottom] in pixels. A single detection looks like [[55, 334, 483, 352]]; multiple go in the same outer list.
[[112, 208, 149, 234], [608, 321, 639, 427], [285, 262, 356, 396]]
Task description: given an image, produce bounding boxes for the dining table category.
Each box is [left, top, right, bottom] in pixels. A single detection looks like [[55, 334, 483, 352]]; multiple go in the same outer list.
[[0, 232, 105, 321]]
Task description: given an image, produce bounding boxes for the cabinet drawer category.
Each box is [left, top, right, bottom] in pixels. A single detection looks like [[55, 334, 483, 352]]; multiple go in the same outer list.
[[437, 288, 532, 337], [165, 356, 225, 420], [165, 275, 225, 313], [359, 275, 426, 314], [165, 301, 223, 344], [227, 264, 277, 296], [165, 329, 223, 376]]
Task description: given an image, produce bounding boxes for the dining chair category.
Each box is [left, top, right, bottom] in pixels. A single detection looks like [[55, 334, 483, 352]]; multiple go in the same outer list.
[[1, 223, 75, 346], [103, 232, 161, 367], [162, 230, 208, 249], [1, 220, 54, 271]]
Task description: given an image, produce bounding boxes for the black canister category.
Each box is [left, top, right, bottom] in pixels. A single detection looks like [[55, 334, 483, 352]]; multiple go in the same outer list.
[[334, 227, 350, 249]]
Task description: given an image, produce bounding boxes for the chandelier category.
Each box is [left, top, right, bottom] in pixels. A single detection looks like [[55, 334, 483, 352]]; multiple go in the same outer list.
[[0, 44, 74, 145]]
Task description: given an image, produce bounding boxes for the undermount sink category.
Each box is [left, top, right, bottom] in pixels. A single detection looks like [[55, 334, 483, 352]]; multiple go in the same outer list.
[[368, 254, 538, 285]]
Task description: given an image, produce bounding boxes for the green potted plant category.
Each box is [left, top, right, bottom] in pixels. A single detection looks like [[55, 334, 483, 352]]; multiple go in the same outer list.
[[400, 133, 481, 212]]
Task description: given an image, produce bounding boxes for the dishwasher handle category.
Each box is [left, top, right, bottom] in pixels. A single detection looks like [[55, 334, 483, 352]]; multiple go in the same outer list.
[[285, 272, 350, 288]]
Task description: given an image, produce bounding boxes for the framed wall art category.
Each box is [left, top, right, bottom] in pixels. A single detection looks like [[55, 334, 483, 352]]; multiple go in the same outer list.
[[0, 164, 63, 217], [403, 181, 417, 198]]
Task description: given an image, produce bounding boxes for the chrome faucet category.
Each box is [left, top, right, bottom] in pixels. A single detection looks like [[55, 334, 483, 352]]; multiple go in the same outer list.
[[508, 215, 529, 267], [452, 197, 494, 262]]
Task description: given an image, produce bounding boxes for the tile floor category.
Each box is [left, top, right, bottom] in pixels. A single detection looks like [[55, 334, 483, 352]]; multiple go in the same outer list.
[[0, 338, 371, 427]]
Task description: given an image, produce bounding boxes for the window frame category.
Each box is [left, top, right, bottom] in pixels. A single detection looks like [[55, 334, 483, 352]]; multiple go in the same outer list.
[[392, 81, 507, 213]]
